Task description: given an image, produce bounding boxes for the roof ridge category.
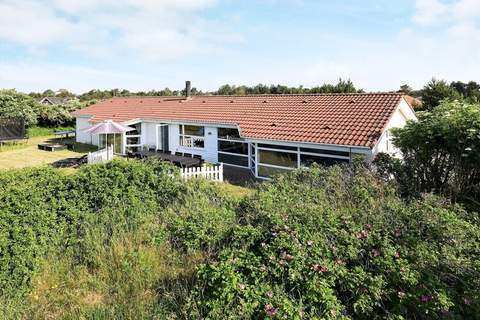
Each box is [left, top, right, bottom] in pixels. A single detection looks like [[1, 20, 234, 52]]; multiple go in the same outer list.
[[105, 92, 402, 100]]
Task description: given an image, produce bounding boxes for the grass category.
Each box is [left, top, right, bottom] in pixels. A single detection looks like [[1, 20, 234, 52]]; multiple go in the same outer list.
[[0, 135, 97, 170], [27, 126, 75, 138]]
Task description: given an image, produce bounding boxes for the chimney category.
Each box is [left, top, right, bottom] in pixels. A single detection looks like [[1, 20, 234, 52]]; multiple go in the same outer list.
[[185, 81, 191, 98]]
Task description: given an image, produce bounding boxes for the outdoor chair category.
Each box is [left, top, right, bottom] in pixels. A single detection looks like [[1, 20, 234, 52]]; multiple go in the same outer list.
[[183, 153, 192, 158], [193, 154, 202, 160], [175, 152, 183, 157]]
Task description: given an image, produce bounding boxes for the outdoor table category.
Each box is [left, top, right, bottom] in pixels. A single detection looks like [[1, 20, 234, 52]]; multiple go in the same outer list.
[[135, 151, 201, 167], [54, 130, 76, 139]]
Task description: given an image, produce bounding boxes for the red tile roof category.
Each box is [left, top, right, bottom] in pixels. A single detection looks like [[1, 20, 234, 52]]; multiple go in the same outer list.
[[74, 93, 406, 148]]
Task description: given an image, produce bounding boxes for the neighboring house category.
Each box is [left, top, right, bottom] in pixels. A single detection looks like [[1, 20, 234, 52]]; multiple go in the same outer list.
[[39, 97, 72, 105], [73, 83, 417, 179]]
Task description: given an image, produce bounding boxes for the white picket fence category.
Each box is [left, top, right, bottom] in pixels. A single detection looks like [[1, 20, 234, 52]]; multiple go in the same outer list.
[[88, 146, 114, 164], [180, 163, 223, 182]]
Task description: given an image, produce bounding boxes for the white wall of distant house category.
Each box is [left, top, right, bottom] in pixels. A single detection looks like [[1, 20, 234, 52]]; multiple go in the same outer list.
[[373, 98, 417, 156], [76, 117, 92, 144]]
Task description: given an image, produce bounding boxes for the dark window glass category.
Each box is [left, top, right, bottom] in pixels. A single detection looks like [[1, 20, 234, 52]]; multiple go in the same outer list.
[[126, 146, 140, 153], [126, 123, 141, 135], [218, 128, 241, 139], [258, 165, 291, 178], [218, 140, 248, 154], [182, 125, 204, 136], [300, 154, 349, 167], [259, 150, 297, 168], [126, 137, 140, 145], [300, 148, 350, 157], [219, 153, 249, 167], [258, 144, 298, 151]]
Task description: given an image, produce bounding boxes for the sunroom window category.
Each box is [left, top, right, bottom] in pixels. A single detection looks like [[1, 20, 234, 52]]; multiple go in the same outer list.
[[179, 125, 205, 148]]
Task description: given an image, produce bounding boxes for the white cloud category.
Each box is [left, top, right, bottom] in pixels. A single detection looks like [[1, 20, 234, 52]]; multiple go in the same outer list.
[[413, 0, 450, 26], [0, 0, 233, 60]]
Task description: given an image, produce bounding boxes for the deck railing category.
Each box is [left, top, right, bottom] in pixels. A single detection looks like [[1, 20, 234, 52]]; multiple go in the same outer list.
[[88, 145, 114, 164], [180, 163, 223, 182]]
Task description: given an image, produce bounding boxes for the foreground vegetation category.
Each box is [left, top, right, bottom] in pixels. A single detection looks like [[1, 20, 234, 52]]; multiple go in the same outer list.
[[0, 159, 478, 319]]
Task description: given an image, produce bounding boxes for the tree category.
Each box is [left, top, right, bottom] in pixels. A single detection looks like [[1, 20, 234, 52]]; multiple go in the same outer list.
[[421, 78, 461, 110], [0, 90, 38, 126], [383, 100, 480, 208], [398, 84, 413, 95], [450, 81, 480, 103]]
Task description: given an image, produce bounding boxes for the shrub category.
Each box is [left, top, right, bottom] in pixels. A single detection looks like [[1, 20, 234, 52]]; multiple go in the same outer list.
[[192, 165, 480, 319], [389, 100, 480, 209], [0, 89, 38, 126], [0, 160, 182, 297]]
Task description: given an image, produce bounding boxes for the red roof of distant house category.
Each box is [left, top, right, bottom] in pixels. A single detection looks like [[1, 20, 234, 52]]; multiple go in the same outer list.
[[74, 93, 409, 148]]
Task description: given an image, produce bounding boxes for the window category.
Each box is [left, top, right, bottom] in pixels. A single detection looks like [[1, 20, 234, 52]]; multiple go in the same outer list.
[[218, 140, 248, 155], [258, 165, 292, 178], [125, 123, 142, 153], [300, 147, 350, 157], [179, 125, 205, 148], [218, 128, 241, 140], [259, 150, 297, 168], [219, 153, 249, 167], [258, 143, 298, 151], [300, 154, 349, 167], [126, 123, 141, 136]]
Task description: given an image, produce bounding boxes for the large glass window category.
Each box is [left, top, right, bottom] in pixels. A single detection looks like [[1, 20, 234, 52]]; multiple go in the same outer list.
[[218, 128, 241, 140], [300, 147, 350, 157], [219, 153, 249, 167], [218, 140, 248, 155], [258, 165, 292, 178], [126, 123, 141, 136], [182, 125, 204, 136], [300, 154, 349, 167], [258, 144, 298, 151], [259, 150, 297, 168], [179, 125, 205, 148]]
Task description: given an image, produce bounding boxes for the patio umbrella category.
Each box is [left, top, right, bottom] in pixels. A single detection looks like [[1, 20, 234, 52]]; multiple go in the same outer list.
[[83, 120, 135, 152]]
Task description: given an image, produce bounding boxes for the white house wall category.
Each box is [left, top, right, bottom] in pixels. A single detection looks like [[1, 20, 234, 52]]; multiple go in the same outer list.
[[373, 98, 417, 156], [75, 117, 92, 144]]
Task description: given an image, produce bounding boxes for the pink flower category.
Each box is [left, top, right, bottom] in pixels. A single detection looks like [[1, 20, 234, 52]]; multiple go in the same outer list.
[[365, 223, 372, 230], [307, 240, 313, 246], [394, 251, 400, 258], [398, 291, 405, 298], [371, 249, 381, 257], [357, 230, 368, 239], [269, 255, 276, 261], [312, 264, 328, 273], [266, 291, 273, 298], [420, 295, 432, 303], [394, 229, 401, 237], [285, 254, 294, 262], [239, 283, 246, 290], [330, 309, 337, 316], [264, 304, 278, 317], [463, 297, 472, 305], [260, 264, 267, 272], [261, 242, 267, 247], [279, 259, 286, 266]]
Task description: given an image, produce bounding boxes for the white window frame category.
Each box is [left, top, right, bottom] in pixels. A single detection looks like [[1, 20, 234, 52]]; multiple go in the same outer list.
[[255, 143, 352, 179], [179, 124, 205, 149], [123, 122, 142, 154], [217, 137, 250, 169]]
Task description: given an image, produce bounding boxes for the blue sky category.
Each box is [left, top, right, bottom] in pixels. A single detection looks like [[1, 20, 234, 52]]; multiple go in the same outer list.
[[0, 0, 479, 93]]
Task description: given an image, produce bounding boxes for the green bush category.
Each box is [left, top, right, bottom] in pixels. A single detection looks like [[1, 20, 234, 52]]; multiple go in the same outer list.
[[0, 89, 38, 126], [0, 160, 182, 297], [192, 165, 480, 319], [384, 100, 480, 209]]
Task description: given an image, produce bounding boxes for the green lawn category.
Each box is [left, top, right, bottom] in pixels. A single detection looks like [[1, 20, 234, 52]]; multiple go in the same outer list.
[[0, 135, 97, 170]]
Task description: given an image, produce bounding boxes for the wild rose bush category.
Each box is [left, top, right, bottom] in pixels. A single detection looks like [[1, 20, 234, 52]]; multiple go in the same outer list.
[[191, 165, 480, 319]]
